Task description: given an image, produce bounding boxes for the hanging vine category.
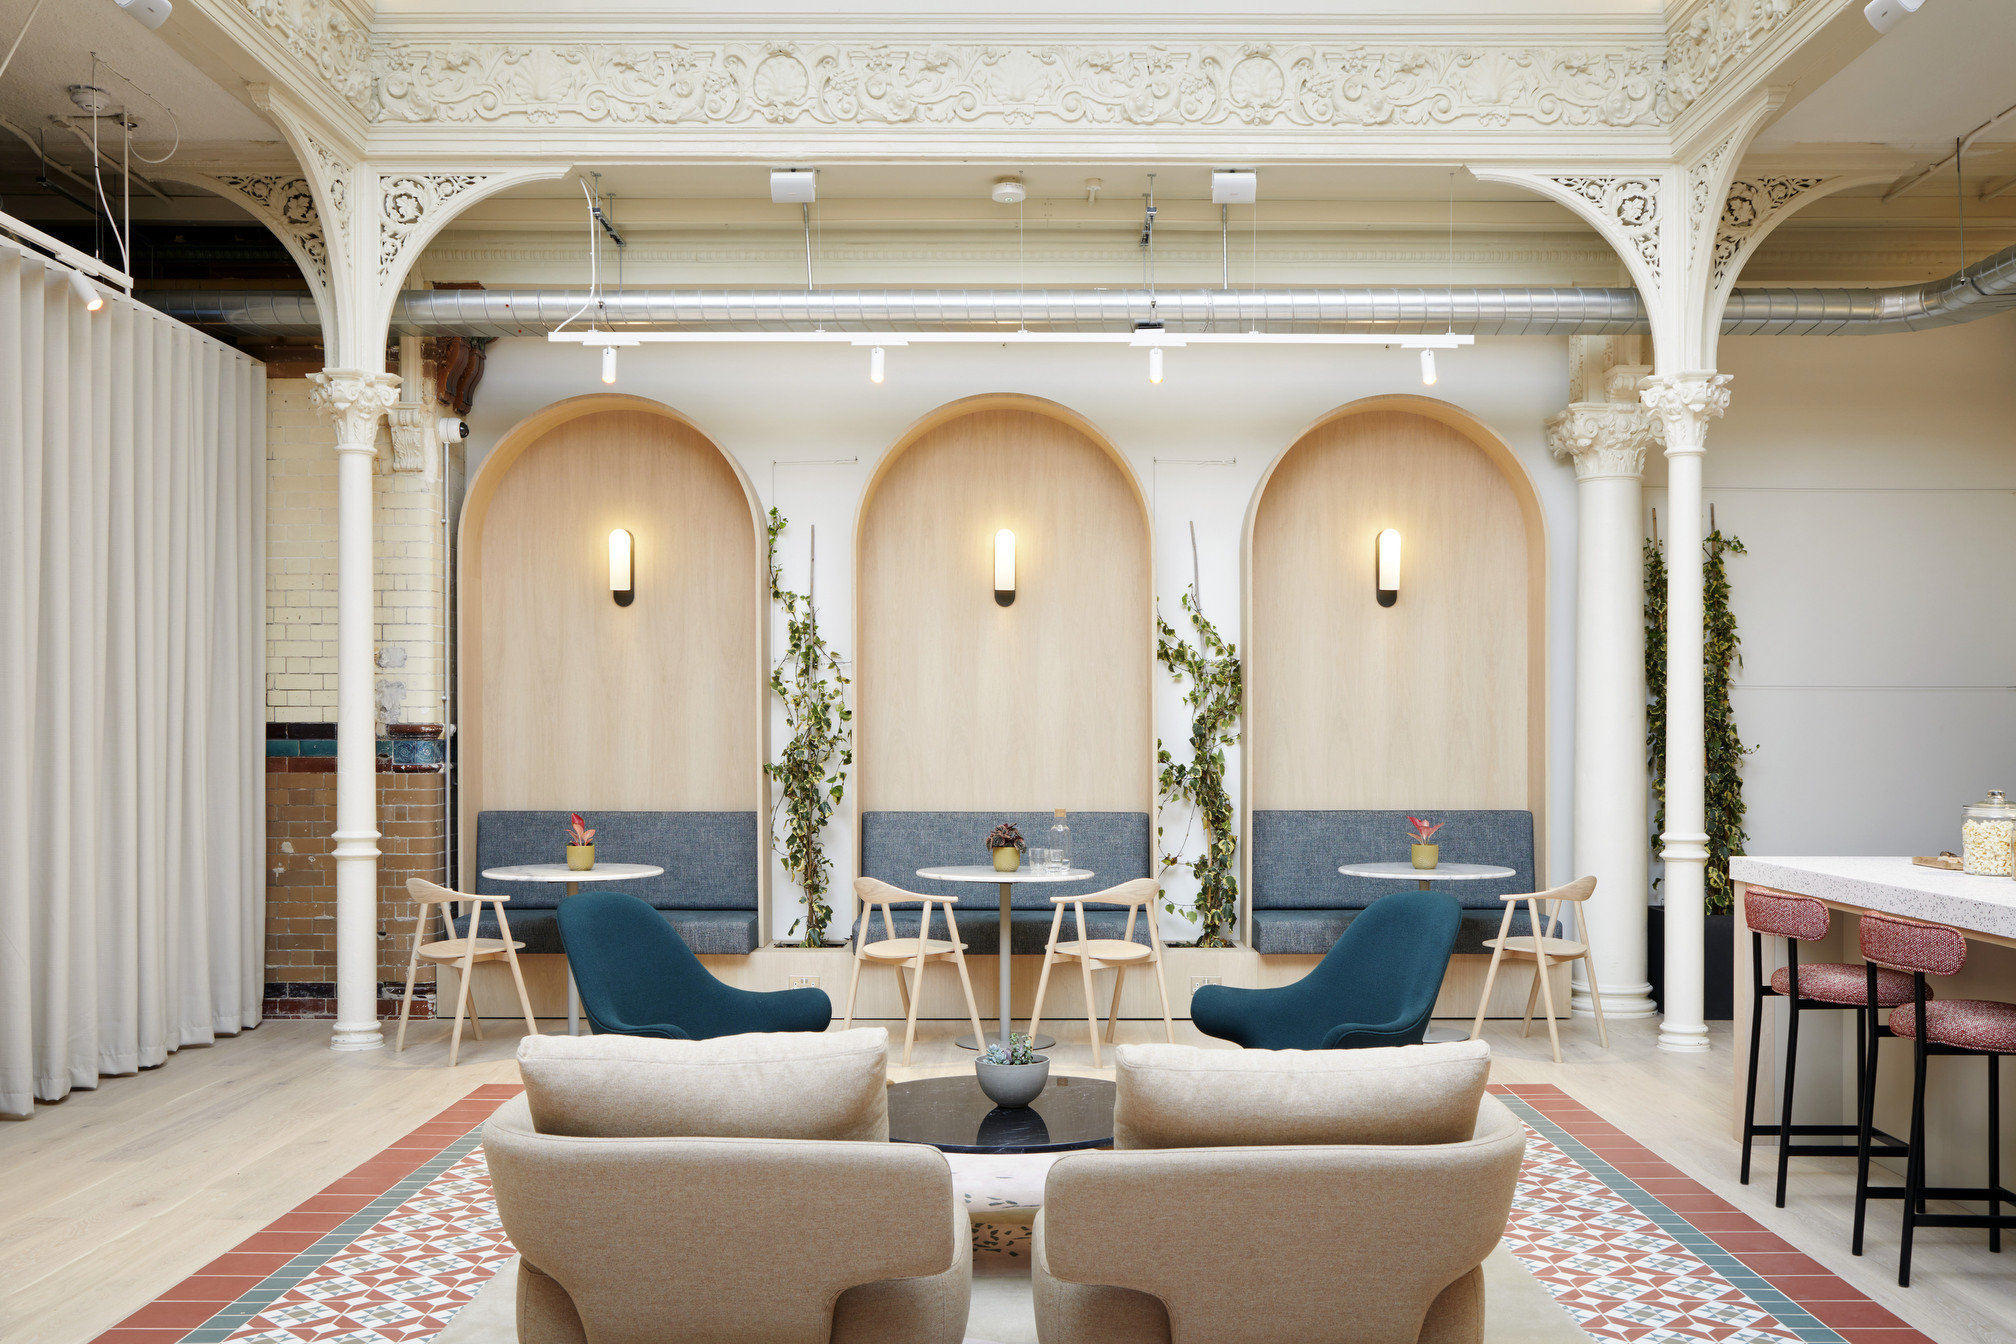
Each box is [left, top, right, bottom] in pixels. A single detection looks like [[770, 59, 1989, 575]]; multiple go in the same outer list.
[[764, 508, 852, 946], [1646, 523, 1751, 916], [1155, 589, 1243, 947]]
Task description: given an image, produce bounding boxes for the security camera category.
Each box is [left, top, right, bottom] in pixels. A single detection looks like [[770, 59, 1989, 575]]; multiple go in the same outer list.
[[437, 416, 468, 446], [110, 0, 173, 30]]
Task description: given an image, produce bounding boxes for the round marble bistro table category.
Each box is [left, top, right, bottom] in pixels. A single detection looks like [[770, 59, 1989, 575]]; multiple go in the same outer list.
[[480, 863, 664, 1037], [1337, 862, 1518, 1042], [915, 864, 1095, 1052]]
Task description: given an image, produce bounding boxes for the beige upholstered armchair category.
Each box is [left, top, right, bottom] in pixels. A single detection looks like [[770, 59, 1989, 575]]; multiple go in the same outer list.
[[1032, 1040, 1524, 1344], [484, 1029, 970, 1344]]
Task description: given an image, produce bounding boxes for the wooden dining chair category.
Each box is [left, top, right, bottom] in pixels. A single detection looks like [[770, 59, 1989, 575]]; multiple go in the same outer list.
[[397, 877, 539, 1066], [1467, 875, 1604, 1064], [1028, 878, 1174, 1067], [841, 877, 987, 1066]]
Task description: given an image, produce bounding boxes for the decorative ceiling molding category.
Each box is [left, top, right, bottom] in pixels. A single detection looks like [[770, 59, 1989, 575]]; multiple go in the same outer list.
[[1548, 175, 1664, 282], [1713, 175, 1826, 288], [1664, 0, 1809, 119], [235, 0, 373, 115], [365, 40, 1670, 131], [380, 173, 489, 278], [213, 174, 328, 285]]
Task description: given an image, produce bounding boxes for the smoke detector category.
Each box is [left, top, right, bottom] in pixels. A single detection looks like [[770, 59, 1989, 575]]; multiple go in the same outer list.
[[69, 85, 113, 115], [990, 177, 1027, 205]]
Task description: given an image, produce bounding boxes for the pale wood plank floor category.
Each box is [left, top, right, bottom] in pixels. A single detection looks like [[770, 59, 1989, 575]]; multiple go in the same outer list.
[[2, 1013, 2011, 1344]]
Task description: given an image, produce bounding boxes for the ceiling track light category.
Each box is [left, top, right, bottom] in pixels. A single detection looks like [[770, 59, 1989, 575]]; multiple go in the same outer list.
[[68, 267, 102, 312], [1148, 346, 1163, 384], [869, 345, 885, 383], [601, 345, 617, 384], [1419, 349, 1437, 386]]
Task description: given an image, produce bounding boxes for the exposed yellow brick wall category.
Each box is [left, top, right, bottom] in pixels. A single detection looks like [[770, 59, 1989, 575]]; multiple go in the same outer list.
[[264, 375, 457, 727]]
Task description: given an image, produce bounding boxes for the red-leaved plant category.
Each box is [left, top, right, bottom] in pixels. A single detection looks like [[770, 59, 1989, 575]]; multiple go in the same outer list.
[[986, 822, 1026, 852], [1404, 816, 1444, 844], [567, 813, 596, 847]]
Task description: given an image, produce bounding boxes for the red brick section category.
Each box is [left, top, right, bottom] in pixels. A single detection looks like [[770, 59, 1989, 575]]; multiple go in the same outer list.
[[265, 769, 448, 1011], [1493, 1083, 1936, 1344], [90, 1084, 523, 1343]]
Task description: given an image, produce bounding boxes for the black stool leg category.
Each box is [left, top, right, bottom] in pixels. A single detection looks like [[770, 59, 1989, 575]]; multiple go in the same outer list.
[[1742, 932, 1767, 1186], [1900, 979, 1929, 1288], [1776, 955, 1802, 1209], [1991, 1052, 2002, 1255], [1853, 970, 1882, 1256]]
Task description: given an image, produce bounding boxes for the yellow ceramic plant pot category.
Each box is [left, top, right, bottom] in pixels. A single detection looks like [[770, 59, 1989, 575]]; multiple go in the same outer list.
[[567, 844, 595, 871], [992, 846, 1021, 873], [1411, 844, 1439, 870]]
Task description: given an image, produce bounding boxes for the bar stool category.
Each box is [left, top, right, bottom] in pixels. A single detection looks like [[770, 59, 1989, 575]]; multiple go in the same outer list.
[[1027, 878, 1175, 1067], [1740, 888, 1914, 1207], [841, 877, 987, 1066], [1855, 911, 2016, 1286]]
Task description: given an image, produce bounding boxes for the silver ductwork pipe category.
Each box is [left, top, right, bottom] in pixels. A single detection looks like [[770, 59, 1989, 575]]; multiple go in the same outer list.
[[140, 242, 2016, 340]]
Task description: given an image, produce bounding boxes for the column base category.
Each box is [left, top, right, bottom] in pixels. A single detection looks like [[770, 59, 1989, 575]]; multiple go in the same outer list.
[[1572, 982, 1656, 1019], [1657, 1019, 1711, 1053], [331, 1021, 385, 1052]]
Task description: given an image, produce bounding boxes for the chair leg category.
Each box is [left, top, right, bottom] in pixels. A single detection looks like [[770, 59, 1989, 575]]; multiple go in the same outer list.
[[448, 944, 478, 1068], [395, 908, 427, 1053], [1151, 946, 1175, 1044], [1990, 1053, 2002, 1255], [1533, 943, 1563, 1065], [1853, 1003, 1879, 1255], [1582, 955, 1609, 1049], [1742, 976, 1766, 1187], [900, 967, 924, 1069], [1078, 953, 1102, 1068], [893, 962, 912, 1018], [951, 947, 986, 1047], [841, 949, 865, 1031], [1520, 964, 1543, 1038], [1471, 907, 1515, 1041], [1900, 1033, 1929, 1286], [1105, 965, 1127, 1044], [500, 932, 538, 1040], [1777, 997, 1802, 1209], [1028, 930, 1061, 1044]]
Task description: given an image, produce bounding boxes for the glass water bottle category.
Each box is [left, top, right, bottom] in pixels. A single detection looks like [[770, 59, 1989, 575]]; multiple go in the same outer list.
[[1048, 808, 1072, 874]]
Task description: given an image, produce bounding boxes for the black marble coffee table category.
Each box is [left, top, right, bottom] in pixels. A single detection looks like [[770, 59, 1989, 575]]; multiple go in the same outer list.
[[887, 1074, 1115, 1154]]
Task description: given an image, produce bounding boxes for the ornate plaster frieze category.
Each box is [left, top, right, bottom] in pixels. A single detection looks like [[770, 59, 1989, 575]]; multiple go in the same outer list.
[[386, 402, 432, 474], [213, 174, 327, 284], [365, 40, 1670, 131], [302, 130, 350, 219], [235, 0, 372, 114], [379, 173, 488, 279], [307, 369, 401, 451], [1665, 0, 1809, 118], [1547, 402, 1662, 481], [1548, 176, 1663, 282], [1713, 175, 1826, 287], [1640, 372, 1732, 456]]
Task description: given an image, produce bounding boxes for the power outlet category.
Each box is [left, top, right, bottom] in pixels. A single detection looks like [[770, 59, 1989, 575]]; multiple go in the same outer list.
[[1189, 975, 1223, 993], [788, 975, 821, 990]]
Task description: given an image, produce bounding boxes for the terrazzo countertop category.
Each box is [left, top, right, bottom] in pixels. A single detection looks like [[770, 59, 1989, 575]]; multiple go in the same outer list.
[[1731, 856, 2016, 941]]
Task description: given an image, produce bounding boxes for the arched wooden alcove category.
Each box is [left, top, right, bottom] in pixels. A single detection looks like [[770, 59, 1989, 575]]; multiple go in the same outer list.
[[1244, 395, 1549, 880], [458, 394, 767, 884], [855, 395, 1154, 816]]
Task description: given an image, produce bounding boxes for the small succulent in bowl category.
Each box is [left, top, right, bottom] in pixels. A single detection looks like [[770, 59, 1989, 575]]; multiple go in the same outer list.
[[986, 822, 1026, 853], [981, 1032, 1039, 1066]]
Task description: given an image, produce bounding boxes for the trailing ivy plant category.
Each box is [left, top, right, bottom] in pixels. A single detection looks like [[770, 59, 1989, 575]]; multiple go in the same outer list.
[[764, 508, 853, 946], [1154, 589, 1242, 947], [1645, 525, 1751, 916]]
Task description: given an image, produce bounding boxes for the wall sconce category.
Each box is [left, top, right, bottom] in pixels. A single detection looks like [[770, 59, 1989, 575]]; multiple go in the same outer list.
[[994, 529, 1016, 606], [1376, 528, 1401, 607], [609, 528, 634, 606]]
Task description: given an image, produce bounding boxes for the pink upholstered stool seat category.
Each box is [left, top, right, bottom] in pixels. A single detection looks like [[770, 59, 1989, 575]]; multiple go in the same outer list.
[[1886, 999, 2016, 1055], [1769, 962, 1917, 1007]]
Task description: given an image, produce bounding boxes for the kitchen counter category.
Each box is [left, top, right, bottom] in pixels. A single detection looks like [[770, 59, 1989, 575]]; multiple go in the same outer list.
[[1730, 855, 2016, 945]]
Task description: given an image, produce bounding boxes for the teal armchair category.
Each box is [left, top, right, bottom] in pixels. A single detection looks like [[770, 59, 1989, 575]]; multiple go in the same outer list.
[[1191, 891, 1462, 1049], [556, 891, 831, 1039]]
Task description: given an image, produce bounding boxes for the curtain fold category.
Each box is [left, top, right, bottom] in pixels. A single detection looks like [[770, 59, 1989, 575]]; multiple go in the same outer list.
[[0, 240, 265, 1116]]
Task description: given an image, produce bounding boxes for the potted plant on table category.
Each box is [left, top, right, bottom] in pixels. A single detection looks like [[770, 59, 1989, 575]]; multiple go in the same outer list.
[[987, 822, 1026, 873], [976, 1032, 1050, 1108], [566, 813, 596, 871], [1406, 816, 1444, 870]]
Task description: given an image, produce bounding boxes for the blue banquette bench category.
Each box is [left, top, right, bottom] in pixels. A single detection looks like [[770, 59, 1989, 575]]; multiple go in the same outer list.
[[1250, 809, 1536, 955], [858, 811, 1156, 953], [466, 810, 762, 955]]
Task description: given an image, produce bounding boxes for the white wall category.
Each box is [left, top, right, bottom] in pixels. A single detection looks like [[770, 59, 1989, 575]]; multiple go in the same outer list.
[[1647, 311, 2016, 863], [464, 337, 1580, 942]]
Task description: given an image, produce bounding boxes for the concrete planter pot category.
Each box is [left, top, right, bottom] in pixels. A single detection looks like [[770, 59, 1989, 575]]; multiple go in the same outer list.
[[975, 1055, 1050, 1108]]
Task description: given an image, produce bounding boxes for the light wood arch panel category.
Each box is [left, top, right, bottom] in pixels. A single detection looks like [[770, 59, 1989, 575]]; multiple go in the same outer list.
[[856, 394, 1153, 819], [1244, 395, 1549, 913], [458, 394, 767, 888]]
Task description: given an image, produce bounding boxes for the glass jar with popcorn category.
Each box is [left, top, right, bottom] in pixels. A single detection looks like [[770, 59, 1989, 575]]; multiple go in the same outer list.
[[1961, 790, 2016, 878]]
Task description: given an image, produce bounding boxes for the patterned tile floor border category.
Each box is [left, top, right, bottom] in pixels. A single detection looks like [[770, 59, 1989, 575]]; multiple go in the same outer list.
[[93, 1081, 1934, 1344]]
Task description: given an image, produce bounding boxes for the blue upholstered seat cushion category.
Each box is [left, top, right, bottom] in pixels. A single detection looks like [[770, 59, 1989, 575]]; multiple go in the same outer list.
[[1252, 810, 1535, 911], [1251, 907, 1534, 956], [474, 810, 759, 910], [456, 905, 761, 956]]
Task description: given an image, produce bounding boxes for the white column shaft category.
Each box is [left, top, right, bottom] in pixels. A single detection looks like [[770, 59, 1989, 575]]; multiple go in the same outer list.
[[331, 441, 382, 1050]]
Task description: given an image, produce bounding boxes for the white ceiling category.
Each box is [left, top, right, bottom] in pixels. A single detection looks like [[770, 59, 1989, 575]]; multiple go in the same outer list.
[[1755, 0, 2016, 152]]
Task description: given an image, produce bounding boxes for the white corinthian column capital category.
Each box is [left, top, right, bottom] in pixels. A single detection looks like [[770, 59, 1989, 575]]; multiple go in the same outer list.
[[309, 368, 401, 1052], [1639, 372, 1732, 456], [1547, 396, 1660, 1022]]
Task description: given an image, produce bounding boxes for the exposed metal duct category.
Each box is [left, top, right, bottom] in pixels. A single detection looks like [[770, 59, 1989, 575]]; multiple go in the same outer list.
[[138, 241, 2016, 340]]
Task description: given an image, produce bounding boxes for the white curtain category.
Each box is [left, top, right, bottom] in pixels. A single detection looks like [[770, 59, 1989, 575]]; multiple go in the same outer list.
[[0, 239, 265, 1117]]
